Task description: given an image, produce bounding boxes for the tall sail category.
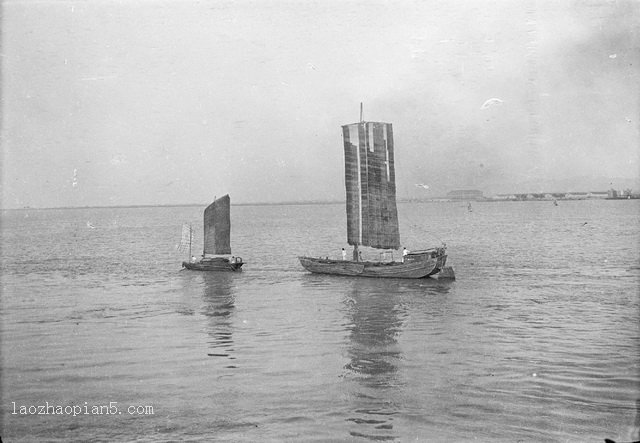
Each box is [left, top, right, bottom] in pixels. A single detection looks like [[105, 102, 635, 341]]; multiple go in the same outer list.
[[343, 121, 400, 250], [203, 194, 231, 255]]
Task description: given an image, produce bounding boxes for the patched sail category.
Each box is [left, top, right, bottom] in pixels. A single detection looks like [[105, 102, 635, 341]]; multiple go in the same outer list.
[[343, 121, 400, 250], [203, 194, 231, 255]]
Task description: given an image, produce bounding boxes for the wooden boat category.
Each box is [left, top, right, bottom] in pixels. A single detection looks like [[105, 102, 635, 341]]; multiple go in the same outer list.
[[180, 195, 244, 272], [299, 248, 447, 278], [298, 106, 451, 279]]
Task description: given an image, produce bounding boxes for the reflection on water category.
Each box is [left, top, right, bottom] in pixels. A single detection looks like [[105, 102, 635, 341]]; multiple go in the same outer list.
[[201, 273, 236, 364], [339, 277, 455, 441], [342, 279, 407, 441]]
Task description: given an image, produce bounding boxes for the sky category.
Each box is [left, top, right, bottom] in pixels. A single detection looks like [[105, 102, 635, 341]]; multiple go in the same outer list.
[[1, 0, 639, 208]]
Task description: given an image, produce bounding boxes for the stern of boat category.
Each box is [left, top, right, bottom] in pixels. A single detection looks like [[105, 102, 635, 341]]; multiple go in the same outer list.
[[404, 245, 448, 276]]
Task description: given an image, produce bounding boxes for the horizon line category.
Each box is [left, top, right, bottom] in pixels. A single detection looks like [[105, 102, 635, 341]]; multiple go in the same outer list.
[[1, 189, 633, 211]]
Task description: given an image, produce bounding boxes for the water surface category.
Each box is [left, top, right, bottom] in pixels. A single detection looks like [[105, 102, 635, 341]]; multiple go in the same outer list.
[[2, 200, 639, 441]]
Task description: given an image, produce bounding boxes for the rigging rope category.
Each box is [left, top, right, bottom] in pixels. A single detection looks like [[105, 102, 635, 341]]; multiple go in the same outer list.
[[401, 205, 446, 248]]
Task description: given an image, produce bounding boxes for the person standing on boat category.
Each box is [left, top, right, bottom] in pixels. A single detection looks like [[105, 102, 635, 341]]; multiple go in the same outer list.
[[402, 247, 409, 262], [341, 248, 347, 261]]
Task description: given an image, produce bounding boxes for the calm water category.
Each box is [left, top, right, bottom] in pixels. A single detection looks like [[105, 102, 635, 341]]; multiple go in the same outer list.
[[1, 200, 639, 442]]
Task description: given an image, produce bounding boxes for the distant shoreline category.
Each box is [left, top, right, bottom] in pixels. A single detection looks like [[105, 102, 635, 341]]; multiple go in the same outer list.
[[3, 195, 639, 211], [2, 200, 344, 211]]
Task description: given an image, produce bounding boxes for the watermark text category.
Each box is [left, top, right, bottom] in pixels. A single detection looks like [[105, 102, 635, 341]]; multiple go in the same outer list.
[[10, 401, 154, 416]]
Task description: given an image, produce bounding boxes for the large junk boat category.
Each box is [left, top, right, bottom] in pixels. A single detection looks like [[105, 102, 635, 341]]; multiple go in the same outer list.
[[298, 108, 450, 279]]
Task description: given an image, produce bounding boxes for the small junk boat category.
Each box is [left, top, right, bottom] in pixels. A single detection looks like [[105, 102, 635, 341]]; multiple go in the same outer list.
[[180, 195, 244, 272], [298, 107, 451, 279]]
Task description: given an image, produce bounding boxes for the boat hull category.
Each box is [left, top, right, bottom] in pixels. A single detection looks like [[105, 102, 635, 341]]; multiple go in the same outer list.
[[182, 258, 243, 272], [298, 251, 447, 279]]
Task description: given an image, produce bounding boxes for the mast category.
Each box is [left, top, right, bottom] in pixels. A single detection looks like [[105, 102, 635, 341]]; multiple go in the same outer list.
[[356, 104, 363, 262]]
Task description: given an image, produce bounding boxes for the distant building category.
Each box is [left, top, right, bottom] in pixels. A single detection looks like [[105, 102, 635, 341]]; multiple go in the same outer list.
[[491, 194, 516, 201], [486, 190, 617, 201], [446, 190, 484, 200], [566, 192, 588, 200]]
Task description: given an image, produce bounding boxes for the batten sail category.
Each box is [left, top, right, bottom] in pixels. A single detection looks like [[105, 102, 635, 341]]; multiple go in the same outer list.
[[178, 223, 194, 253], [203, 194, 231, 255], [343, 121, 400, 250]]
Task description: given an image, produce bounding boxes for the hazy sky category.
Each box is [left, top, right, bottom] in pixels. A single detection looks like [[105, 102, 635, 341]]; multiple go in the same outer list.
[[2, 0, 638, 208]]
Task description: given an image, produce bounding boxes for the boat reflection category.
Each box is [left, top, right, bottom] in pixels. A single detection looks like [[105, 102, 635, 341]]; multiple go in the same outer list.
[[339, 277, 453, 440], [342, 278, 407, 441], [201, 273, 237, 363]]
